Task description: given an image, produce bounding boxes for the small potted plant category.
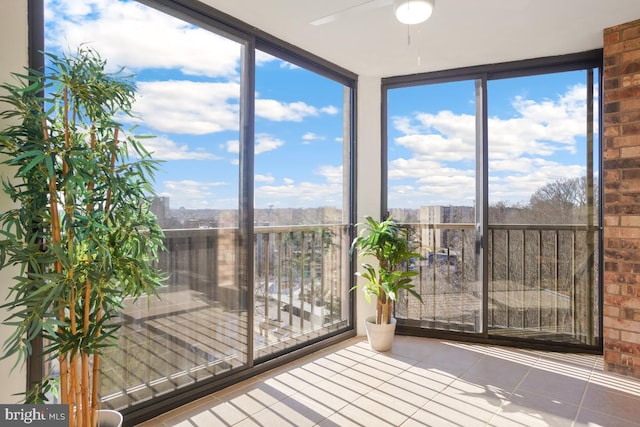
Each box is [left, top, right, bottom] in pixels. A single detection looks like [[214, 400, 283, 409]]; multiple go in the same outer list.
[[350, 215, 422, 351], [0, 47, 165, 426]]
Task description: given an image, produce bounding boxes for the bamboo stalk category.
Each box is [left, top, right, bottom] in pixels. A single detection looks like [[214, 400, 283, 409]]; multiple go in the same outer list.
[[70, 353, 78, 427], [81, 279, 91, 427], [62, 87, 81, 427], [41, 116, 70, 414], [82, 354, 90, 427], [90, 297, 103, 427], [86, 127, 97, 427]]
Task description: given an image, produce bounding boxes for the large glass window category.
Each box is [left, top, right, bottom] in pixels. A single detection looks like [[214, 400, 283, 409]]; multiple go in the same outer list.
[[43, 0, 354, 415], [253, 51, 352, 359], [387, 81, 480, 333], [46, 0, 247, 408], [487, 70, 599, 345], [385, 58, 601, 349]]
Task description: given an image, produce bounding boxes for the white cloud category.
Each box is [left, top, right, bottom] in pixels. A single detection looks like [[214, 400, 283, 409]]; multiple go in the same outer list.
[[315, 165, 343, 184], [160, 179, 231, 209], [390, 84, 593, 205], [302, 132, 325, 144], [303, 132, 323, 141], [144, 135, 221, 161], [321, 106, 339, 115], [255, 174, 275, 183], [388, 157, 446, 180], [256, 134, 285, 154], [226, 134, 284, 154], [256, 180, 342, 208], [255, 99, 337, 122], [395, 133, 475, 162], [226, 140, 239, 153], [130, 81, 240, 135], [46, 0, 241, 78], [254, 165, 344, 208], [392, 116, 420, 135]]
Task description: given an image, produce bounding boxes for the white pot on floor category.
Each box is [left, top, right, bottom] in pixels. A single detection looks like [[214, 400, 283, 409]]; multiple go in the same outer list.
[[97, 409, 123, 427], [364, 315, 397, 351]]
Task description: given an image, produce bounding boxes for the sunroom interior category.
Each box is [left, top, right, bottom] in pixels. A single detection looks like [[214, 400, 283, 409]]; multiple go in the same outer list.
[[2, 0, 640, 426]]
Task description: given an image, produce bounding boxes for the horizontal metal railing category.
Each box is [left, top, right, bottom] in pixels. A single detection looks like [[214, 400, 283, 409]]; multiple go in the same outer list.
[[253, 223, 350, 358], [395, 222, 598, 345], [99, 223, 350, 408], [99, 220, 598, 409]]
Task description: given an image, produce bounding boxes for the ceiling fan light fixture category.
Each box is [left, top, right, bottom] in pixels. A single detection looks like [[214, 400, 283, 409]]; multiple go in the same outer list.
[[394, 0, 435, 25]]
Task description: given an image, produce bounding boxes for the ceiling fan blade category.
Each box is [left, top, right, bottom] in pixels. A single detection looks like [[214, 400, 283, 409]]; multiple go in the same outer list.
[[310, 0, 394, 26]]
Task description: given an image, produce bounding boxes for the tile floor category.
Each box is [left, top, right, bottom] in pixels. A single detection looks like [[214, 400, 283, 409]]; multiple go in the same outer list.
[[137, 336, 640, 426]]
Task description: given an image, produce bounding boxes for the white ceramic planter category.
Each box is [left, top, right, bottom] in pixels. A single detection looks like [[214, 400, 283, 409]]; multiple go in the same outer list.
[[364, 315, 397, 351], [97, 409, 123, 427]]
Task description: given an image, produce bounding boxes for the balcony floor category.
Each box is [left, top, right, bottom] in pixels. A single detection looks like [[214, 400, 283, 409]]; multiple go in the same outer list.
[[136, 336, 640, 426]]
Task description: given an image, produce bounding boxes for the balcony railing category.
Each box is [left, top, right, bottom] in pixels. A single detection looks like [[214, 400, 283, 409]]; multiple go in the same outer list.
[[97, 223, 350, 410], [395, 222, 599, 345], [253, 224, 350, 358], [94, 220, 596, 411]]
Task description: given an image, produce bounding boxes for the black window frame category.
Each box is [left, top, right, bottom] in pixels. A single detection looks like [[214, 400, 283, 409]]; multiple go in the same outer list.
[[31, 0, 358, 424], [381, 50, 604, 354]]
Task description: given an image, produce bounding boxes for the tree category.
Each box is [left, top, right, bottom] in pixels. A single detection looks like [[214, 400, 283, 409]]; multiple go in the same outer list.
[[529, 176, 597, 224]]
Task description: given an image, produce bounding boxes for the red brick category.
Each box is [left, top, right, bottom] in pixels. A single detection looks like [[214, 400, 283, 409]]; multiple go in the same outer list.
[[605, 126, 621, 137], [622, 169, 640, 180], [602, 17, 640, 381], [623, 111, 640, 123], [604, 54, 619, 68], [604, 282, 621, 295], [623, 49, 640, 63], [623, 74, 640, 87], [603, 148, 620, 159], [604, 348, 621, 363], [621, 97, 640, 111], [605, 169, 622, 181], [620, 183, 640, 196], [604, 304, 621, 318], [614, 134, 640, 147], [605, 30, 621, 44], [605, 78, 621, 91], [623, 26, 640, 41], [623, 38, 640, 53], [620, 146, 640, 158], [609, 86, 640, 102], [605, 41, 625, 56], [622, 122, 640, 135], [621, 239, 640, 249]]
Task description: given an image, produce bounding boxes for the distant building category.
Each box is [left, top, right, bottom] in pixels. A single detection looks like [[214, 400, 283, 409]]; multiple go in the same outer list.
[[419, 205, 474, 249]]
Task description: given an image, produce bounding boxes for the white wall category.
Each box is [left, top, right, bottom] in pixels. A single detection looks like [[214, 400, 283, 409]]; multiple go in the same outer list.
[[355, 76, 382, 335], [0, 1, 29, 404]]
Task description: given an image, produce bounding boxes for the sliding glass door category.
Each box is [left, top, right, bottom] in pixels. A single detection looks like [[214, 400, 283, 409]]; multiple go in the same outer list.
[[252, 49, 352, 359], [385, 57, 601, 349], [43, 0, 355, 415], [487, 70, 599, 345], [387, 80, 481, 333]]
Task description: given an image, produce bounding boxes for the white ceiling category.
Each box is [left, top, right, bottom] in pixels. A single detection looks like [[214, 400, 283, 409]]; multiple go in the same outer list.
[[198, 0, 640, 78]]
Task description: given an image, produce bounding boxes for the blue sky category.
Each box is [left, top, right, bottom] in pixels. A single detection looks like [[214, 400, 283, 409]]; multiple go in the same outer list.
[[45, 0, 346, 211], [45, 0, 598, 212], [388, 71, 598, 208]]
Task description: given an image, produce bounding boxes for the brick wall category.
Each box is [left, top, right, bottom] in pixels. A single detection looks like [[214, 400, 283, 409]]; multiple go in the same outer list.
[[603, 18, 640, 379]]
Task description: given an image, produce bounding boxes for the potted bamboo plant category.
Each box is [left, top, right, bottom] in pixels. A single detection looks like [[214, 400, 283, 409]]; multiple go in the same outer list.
[[350, 215, 422, 351], [0, 47, 165, 426]]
